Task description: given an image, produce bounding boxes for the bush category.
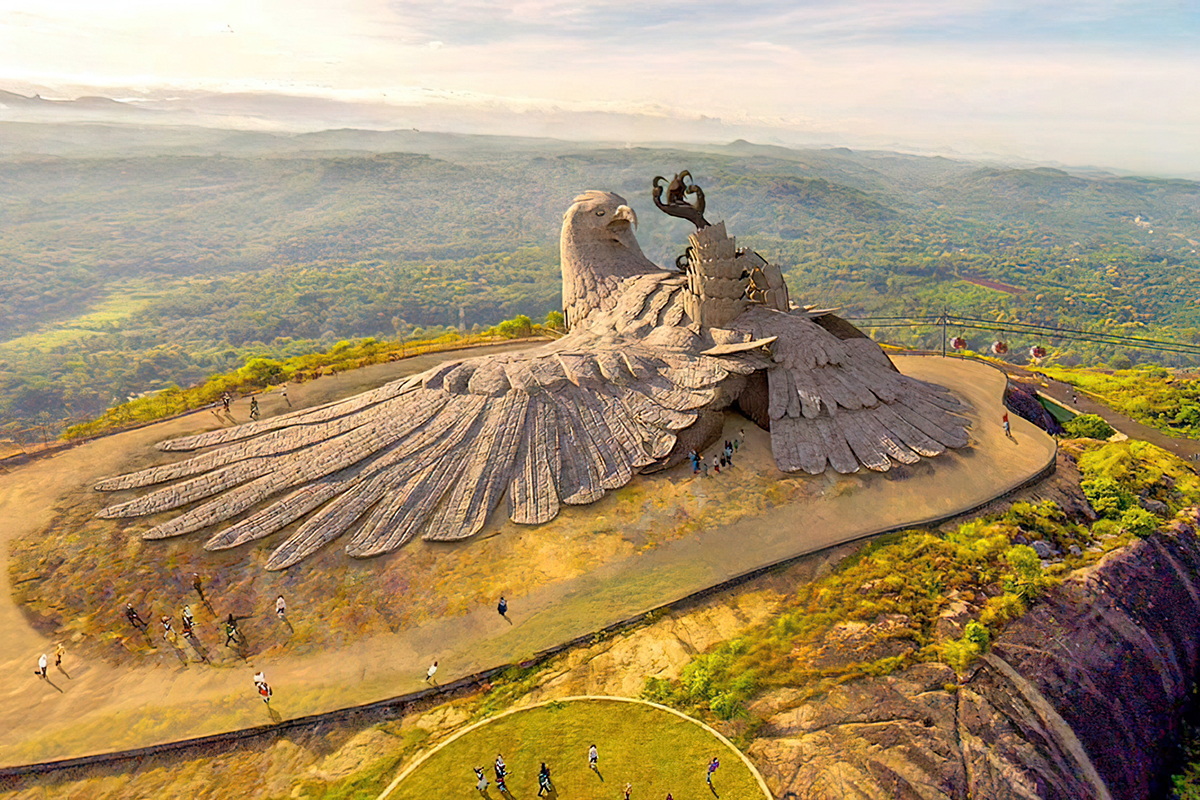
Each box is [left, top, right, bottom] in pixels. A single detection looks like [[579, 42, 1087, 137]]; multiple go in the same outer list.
[[1063, 413, 1115, 440], [709, 692, 745, 721], [1120, 506, 1160, 538], [943, 632, 984, 673], [979, 593, 1026, 629], [1003, 545, 1048, 603], [641, 677, 673, 704], [1081, 476, 1134, 519], [962, 619, 990, 648]]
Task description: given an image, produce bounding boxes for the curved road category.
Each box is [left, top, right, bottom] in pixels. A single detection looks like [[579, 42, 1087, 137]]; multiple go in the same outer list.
[[0, 352, 1055, 767]]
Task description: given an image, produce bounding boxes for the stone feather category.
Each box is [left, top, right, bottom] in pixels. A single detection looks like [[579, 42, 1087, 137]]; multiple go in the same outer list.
[[95, 190, 969, 570]]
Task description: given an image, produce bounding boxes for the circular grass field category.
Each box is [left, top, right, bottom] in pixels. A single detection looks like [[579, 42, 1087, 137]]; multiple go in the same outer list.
[[387, 697, 768, 800]]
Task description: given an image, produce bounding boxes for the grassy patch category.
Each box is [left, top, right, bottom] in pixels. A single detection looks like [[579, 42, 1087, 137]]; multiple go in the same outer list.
[[389, 699, 765, 800], [0, 280, 173, 353]]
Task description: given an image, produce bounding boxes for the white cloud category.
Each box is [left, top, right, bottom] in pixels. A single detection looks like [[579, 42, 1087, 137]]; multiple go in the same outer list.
[[0, 0, 1196, 172]]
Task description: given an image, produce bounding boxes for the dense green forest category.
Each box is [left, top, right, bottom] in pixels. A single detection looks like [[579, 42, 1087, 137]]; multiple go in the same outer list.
[[2, 123, 1199, 440]]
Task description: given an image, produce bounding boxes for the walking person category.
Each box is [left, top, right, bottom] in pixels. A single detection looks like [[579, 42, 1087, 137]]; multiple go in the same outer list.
[[224, 613, 241, 647], [124, 602, 147, 630], [474, 766, 489, 794], [249, 396, 260, 420], [537, 762, 552, 797], [497, 596, 509, 621], [192, 572, 205, 603], [712, 454, 720, 474], [280, 383, 291, 407], [1003, 412, 1012, 438], [253, 671, 272, 704], [624, 782, 632, 800], [221, 392, 231, 413], [425, 660, 438, 684], [161, 614, 176, 641], [588, 743, 598, 772], [706, 756, 720, 789], [53, 643, 65, 669], [494, 754, 508, 794], [34, 653, 47, 678], [275, 595, 287, 621]]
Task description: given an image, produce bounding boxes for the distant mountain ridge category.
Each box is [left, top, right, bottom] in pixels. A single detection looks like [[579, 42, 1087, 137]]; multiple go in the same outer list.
[[1, 121, 1199, 441]]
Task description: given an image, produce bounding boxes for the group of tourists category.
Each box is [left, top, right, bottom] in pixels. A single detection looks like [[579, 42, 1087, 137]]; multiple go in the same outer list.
[[471, 748, 720, 797], [31, 643, 65, 680], [112, 572, 291, 704], [214, 387, 279, 421], [689, 429, 744, 477]]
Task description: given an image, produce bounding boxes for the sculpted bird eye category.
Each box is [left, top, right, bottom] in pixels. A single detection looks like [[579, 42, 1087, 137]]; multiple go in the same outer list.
[[595, 209, 606, 216]]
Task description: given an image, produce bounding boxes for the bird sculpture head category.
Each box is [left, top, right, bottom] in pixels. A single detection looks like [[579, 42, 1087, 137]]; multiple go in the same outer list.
[[560, 191, 659, 330], [563, 190, 641, 252]]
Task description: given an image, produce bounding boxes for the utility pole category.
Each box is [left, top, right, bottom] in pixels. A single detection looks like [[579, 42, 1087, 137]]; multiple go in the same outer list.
[[941, 309, 948, 358]]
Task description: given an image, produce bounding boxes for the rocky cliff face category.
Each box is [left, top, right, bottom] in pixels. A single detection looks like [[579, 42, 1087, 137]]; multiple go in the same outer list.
[[750, 508, 1200, 799]]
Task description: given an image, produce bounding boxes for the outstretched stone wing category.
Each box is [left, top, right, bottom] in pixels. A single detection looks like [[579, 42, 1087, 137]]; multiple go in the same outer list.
[[95, 331, 752, 570], [732, 305, 970, 475]]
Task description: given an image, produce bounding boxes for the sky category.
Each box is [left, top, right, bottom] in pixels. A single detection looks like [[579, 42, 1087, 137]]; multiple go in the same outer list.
[[1, 0, 1198, 174]]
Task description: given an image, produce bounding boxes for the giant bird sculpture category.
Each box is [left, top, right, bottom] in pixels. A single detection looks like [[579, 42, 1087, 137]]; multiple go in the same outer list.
[[96, 180, 969, 571]]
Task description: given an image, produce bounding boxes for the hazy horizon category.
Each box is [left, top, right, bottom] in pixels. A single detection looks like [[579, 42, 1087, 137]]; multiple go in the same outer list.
[[2, 1, 1198, 176]]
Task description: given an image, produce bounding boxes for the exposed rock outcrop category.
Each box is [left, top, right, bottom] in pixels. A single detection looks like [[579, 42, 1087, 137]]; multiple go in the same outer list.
[[751, 509, 1200, 799], [1005, 381, 1066, 436]]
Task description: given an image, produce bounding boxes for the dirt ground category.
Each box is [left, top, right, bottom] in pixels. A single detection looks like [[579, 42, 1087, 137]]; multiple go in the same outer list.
[[0, 350, 1054, 766]]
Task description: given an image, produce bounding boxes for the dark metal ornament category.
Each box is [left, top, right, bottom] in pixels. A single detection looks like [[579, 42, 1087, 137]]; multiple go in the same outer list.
[[653, 171, 709, 229]]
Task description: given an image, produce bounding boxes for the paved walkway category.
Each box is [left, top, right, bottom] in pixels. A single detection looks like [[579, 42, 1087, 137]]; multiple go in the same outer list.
[[1001, 361, 1200, 461], [0, 354, 1055, 766]]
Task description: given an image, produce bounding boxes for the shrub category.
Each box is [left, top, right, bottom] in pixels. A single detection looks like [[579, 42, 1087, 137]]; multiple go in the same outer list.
[[942, 636, 981, 673], [709, 692, 745, 721], [1120, 506, 1160, 538], [1003, 545, 1048, 603], [979, 593, 1026, 629], [943, 619, 993, 671], [1063, 413, 1115, 440], [962, 620, 990, 648], [1081, 476, 1134, 518], [641, 677, 673, 704]]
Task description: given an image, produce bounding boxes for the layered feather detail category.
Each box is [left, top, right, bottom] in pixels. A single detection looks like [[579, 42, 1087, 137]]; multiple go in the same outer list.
[[96, 273, 748, 569], [96, 194, 973, 570], [733, 306, 969, 475]]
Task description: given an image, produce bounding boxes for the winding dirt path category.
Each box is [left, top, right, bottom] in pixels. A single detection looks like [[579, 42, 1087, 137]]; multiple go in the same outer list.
[[0, 352, 1054, 766]]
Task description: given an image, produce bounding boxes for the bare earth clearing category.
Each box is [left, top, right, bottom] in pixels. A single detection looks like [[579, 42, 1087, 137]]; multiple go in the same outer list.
[[0, 349, 1053, 766]]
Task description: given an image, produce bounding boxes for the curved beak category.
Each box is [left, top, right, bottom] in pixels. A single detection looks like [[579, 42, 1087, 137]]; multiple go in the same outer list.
[[613, 205, 638, 229]]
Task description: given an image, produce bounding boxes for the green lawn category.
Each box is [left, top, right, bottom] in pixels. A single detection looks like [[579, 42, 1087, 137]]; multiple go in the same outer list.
[[1037, 394, 1077, 424], [388, 698, 766, 800]]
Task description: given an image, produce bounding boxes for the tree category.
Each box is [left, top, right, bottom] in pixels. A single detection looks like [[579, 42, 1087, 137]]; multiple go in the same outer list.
[[237, 358, 285, 386]]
